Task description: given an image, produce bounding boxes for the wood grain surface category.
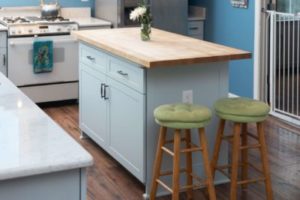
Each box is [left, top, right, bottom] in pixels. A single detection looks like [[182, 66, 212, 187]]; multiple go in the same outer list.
[[72, 28, 251, 68], [43, 104, 300, 200]]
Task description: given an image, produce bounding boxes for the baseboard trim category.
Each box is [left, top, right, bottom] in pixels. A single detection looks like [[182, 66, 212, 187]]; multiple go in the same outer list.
[[228, 93, 240, 98]]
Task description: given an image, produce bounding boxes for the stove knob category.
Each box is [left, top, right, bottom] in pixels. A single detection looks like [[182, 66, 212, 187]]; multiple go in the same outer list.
[[18, 30, 22, 34], [28, 29, 33, 33], [57, 28, 61, 32], [11, 30, 15, 35]]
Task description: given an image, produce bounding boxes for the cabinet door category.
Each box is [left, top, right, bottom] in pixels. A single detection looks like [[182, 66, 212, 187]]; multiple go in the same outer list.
[[107, 77, 145, 182], [79, 63, 108, 148], [0, 48, 7, 76]]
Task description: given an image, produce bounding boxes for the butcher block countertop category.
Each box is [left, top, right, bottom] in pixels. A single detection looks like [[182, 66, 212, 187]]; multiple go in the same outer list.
[[72, 28, 251, 68]]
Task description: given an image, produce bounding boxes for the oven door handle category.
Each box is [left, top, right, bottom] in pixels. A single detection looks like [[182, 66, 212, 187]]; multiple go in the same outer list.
[[9, 39, 78, 46]]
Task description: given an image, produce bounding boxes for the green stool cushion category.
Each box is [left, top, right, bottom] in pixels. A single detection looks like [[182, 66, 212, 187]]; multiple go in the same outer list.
[[154, 103, 212, 129], [214, 97, 270, 123]]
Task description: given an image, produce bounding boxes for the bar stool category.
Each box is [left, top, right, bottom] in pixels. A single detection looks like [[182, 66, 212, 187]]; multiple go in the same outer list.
[[150, 103, 216, 200], [211, 98, 273, 200]]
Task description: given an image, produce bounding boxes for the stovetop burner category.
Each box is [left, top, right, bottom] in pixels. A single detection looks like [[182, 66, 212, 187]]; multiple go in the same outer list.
[[1, 16, 72, 25], [0, 16, 79, 37], [2, 17, 30, 24]]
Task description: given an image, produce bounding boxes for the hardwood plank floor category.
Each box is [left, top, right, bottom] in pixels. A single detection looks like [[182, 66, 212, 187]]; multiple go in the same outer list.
[[42, 104, 300, 200]]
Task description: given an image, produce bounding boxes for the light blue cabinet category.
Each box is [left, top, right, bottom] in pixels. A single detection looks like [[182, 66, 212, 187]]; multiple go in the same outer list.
[[79, 64, 108, 148], [107, 77, 145, 181], [79, 43, 145, 182]]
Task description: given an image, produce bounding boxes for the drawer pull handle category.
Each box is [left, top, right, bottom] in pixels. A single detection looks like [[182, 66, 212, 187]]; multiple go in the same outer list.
[[86, 55, 95, 61], [117, 70, 128, 76], [189, 27, 199, 30]]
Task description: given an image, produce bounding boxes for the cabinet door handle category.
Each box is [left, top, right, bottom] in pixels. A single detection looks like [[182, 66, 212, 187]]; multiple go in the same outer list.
[[117, 70, 128, 76], [2, 55, 5, 66], [100, 83, 105, 98], [86, 55, 95, 61], [104, 84, 109, 100]]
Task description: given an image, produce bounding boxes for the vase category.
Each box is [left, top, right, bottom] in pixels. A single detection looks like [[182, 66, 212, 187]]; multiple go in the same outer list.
[[140, 23, 151, 41]]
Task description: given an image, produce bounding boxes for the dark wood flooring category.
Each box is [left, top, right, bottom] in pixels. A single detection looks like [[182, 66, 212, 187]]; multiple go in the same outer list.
[[42, 104, 300, 200]]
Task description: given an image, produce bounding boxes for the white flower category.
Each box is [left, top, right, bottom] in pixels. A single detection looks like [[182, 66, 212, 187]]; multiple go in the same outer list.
[[130, 6, 147, 21]]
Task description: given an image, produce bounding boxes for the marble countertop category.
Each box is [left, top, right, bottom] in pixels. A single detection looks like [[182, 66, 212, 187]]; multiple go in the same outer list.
[[0, 24, 7, 31], [0, 73, 93, 181], [71, 17, 112, 28]]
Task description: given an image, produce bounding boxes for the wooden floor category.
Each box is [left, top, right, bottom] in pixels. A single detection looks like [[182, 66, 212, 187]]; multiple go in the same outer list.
[[42, 103, 300, 200]]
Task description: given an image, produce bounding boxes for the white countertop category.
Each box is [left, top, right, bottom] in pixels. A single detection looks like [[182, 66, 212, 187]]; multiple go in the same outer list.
[[0, 24, 7, 31], [71, 17, 112, 28], [0, 73, 93, 181]]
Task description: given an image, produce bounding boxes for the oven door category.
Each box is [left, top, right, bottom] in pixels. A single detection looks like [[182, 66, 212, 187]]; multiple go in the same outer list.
[[8, 35, 78, 87]]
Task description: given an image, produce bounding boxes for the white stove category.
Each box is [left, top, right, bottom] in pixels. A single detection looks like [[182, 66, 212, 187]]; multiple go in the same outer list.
[[0, 16, 79, 37]]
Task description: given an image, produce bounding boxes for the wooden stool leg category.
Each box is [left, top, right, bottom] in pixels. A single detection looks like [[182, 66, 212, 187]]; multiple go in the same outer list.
[[199, 128, 217, 200], [185, 129, 193, 200], [211, 119, 226, 179], [172, 129, 182, 200], [241, 123, 248, 190], [257, 122, 273, 200], [150, 127, 167, 200], [230, 123, 242, 200]]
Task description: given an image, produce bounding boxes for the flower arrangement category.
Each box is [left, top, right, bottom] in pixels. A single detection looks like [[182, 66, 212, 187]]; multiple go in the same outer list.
[[130, 0, 152, 41]]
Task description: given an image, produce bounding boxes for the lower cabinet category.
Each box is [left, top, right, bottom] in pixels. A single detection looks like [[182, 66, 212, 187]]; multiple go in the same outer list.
[[79, 64, 108, 148], [79, 46, 145, 182], [108, 77, 145, 181]]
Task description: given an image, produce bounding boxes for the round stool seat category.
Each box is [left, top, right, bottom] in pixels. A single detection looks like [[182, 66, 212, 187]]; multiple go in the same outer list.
[[154, 103, 212, 129], [214, 98, 270, 123]]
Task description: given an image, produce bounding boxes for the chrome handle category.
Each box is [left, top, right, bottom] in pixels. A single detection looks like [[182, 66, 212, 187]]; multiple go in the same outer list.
[[100, 83, 105, 98], [117, 70, 128, 76], [2, 55, 5, 66], [189, 27, 199, 30], [104, 85, 109, 100], [86, 55, 95, 61]]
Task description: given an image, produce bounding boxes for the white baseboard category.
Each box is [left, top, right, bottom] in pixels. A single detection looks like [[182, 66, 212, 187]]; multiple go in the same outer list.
[[228, 93, 240, 98]]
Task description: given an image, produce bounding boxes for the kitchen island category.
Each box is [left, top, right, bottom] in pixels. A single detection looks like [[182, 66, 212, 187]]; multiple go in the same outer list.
[[73, 28, 251, 197], [0, 73, 93, 200]]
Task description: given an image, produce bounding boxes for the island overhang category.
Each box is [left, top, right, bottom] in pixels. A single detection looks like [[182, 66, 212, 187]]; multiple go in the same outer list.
[[72, 27, 251, 68]]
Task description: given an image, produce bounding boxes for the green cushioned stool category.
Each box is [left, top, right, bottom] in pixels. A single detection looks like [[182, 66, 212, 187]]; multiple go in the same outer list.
[[211, 98, 273, 200], [150, 103, 216, 200]]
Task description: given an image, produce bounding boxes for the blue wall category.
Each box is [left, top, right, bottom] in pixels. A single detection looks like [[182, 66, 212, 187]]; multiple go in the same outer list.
[[0, 0, 94, 8], [192, 0, 255, 98]]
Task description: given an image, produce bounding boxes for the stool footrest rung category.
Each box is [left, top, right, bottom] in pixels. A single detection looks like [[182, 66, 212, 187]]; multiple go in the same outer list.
[[237, 177, 266, 185], [240, 144, 261, 150], [157, 178, 208, 194], [165, 138, 186, 144], [190, 172, 206, 185], [248, 162, 264, 174], [156, 179, 173, 193], [215, 167, 231, 179], [181, 147, 203, 153], [247, 132, 259, 140], [161, 146, 174, 156], [160, 168, 187, 176]]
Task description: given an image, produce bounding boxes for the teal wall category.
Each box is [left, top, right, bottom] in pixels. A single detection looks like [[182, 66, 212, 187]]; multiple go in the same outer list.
[[191, 0, 255, 98]]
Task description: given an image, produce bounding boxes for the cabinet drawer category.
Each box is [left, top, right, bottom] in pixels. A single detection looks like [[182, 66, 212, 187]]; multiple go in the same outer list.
[[0, 32, 7, 48], [188, 21, 204, 36], [80, 43, 108, 73], [108, 57, 145, 93]]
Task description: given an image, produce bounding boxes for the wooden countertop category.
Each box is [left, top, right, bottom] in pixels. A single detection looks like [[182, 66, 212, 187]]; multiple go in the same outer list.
[[72, 28, 251, 68]]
